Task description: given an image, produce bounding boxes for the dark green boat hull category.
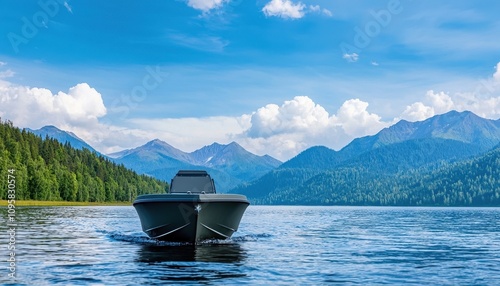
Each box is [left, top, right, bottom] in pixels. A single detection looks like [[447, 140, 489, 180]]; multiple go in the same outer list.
[[133, 194, 249, 243]]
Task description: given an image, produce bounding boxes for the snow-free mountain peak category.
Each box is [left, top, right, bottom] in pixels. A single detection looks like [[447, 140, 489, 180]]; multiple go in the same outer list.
[[27, 125, 97, 152]]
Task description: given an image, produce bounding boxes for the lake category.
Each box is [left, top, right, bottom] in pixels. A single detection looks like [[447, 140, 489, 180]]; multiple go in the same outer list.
[[1, 206, 500, 285]]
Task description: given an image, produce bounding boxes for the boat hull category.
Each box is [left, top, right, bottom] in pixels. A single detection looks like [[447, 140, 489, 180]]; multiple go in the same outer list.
[[133, 194, 249, 243]]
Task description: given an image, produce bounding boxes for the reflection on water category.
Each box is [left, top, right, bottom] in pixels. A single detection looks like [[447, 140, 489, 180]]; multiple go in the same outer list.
[[134, 241, 249, 283], [137, 243, 247, 264]]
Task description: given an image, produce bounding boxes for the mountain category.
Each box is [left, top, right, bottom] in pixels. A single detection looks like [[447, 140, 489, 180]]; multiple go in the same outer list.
[[26, 125, 282, 193], [281, 110, 500, 171], [1, 120, 167, 202], [341, 110, 500, 157], [191, 142, 282, 179], [234, 111, 500, 205], [268, 144, 500, 206], [26, 125, 97, 153], [110, 140, 282, 192]]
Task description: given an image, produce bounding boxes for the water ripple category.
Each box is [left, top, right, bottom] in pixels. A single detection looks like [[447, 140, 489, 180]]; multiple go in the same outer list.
[[1, 206, 499, 285]]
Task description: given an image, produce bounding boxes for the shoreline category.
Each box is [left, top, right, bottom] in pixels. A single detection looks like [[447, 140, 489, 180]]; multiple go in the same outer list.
[[0, 200, 132, 207]]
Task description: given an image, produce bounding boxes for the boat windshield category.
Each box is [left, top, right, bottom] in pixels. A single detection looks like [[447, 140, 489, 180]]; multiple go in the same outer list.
[[170, 171, 216, 194]]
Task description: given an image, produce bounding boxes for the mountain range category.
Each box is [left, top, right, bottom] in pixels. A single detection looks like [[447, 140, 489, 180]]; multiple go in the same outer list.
[[26, 128, 282, 193], [28, 110, 500, 205], [108, 140, 281, 192], [232, 110, 500, 205]]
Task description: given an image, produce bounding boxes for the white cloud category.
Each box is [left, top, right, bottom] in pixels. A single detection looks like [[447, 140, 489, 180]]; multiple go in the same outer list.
[[0, 62, 6, 67], [262, 0, 306, 19], [343, 53, 359, 62], [400, 102, 435, 122], [242, 96, 389, 160], [426, 90, 454, 114], [186, 0, 227, 12], [371, 61, 379, 66], [494, 62, 500, 82], [0, 81, 106, 128], [246, 96, 330, 138], [331, 99, 389, 137], [399, 63, 500, 121]]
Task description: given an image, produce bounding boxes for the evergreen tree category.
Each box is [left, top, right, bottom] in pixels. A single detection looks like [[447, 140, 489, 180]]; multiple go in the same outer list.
[[0, 119, 168, 202]]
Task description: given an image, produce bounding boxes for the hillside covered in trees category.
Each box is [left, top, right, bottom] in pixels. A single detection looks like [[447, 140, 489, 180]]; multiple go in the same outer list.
[[0, 119, 167, 202], [246, 145, 500, 206]]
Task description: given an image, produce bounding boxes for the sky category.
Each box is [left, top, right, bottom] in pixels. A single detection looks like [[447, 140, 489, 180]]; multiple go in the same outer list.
[[1, 0, 500, 161]]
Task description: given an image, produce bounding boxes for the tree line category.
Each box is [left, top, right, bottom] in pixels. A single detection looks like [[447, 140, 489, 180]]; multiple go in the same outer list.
[[0, 119, 168, 202]]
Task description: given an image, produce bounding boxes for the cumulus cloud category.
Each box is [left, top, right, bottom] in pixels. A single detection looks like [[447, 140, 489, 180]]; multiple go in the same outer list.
[[400, 102, 434, 122], [0, 81, 106, 128], [186, 0, 227, 12], [246, 96, 329, 138], [331, 99, 388, 137], [262, 0, 306, 19], [241, 96, 389, 160]]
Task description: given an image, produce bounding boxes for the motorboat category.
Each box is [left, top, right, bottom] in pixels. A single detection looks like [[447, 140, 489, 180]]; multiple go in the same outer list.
[[133, 170, 249, 243]]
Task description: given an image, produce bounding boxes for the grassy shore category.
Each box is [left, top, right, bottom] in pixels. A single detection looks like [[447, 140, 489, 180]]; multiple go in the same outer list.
[[0, 200, 132, 206]]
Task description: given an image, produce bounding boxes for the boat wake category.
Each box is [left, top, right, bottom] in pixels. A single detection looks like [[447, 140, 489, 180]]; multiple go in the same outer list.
[[231, 233, 273, 242], [99, 230, 272, 246], [97, 230, 188, 246]]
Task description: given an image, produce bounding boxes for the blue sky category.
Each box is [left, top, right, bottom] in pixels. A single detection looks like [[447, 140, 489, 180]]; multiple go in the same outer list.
[[1, 0, 500, 160]]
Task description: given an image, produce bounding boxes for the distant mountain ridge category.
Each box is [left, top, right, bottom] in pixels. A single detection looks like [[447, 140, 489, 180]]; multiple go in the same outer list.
[[234, 111, 500, 205], [282, 110, 500, 170], [26, 125, 97, 153], [342, 110, 500, 154], [109, 140, 282, 193]]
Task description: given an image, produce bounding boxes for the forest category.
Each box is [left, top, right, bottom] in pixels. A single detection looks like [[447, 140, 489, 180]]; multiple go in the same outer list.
[[244, 145, 500, 206], [0, 119, 168, 202]]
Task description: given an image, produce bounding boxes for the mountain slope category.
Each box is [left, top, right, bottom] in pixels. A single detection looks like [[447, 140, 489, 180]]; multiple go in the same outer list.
[[27, 125, 97, 152], [298, 144, 500, 206], [243, 144, 500, 206], [2, 120, 167, 202]]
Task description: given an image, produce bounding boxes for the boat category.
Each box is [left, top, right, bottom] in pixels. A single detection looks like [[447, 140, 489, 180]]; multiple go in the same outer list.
[[133, 170, 249, 243]]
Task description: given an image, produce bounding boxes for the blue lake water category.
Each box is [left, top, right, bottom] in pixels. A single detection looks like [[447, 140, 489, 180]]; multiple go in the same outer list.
[[1, 206, 500, 285]]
